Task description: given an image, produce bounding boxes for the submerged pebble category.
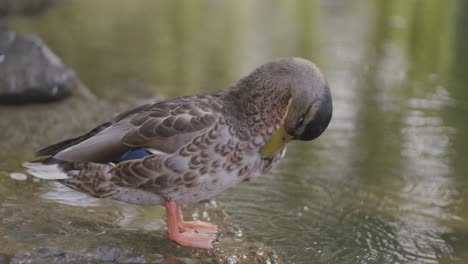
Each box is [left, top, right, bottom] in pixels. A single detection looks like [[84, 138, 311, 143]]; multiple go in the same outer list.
[[9, 172, 27, 181]]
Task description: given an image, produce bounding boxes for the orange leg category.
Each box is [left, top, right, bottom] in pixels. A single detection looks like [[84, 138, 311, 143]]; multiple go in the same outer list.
[[165, 201, 218, 249], [175, 203, 218, 233]]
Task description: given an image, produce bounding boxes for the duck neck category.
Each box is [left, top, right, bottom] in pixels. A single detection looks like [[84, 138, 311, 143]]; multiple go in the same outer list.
[[229, 74, 292, 137]]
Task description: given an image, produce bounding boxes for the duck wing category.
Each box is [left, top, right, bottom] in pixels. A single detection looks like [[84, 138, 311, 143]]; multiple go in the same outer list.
[[42, 95, 222, 163], [35, 103, 152, 157]]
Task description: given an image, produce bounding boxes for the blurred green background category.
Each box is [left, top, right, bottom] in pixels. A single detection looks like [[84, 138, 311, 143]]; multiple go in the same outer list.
[[2, 0, 468, 263]]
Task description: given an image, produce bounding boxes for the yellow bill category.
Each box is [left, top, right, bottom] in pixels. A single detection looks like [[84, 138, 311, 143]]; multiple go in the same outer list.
[[260, 124, 293, 159]]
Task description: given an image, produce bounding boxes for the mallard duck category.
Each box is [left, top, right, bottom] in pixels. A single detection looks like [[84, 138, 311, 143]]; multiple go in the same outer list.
[[24, 57, 332, 249]]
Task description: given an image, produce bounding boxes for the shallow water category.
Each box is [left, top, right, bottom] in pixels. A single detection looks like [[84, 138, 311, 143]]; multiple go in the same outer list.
[[3, 0, 468, 263]]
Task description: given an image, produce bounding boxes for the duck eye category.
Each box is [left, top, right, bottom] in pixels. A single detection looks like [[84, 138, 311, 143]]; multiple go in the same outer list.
[[296, 116, 305, 128]]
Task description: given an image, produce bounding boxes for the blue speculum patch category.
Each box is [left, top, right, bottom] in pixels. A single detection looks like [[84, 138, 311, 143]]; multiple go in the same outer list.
[[114, 148, 152, 163]]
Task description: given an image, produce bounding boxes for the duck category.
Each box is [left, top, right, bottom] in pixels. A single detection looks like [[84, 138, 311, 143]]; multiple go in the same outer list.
[[23, 57, 333, 249]]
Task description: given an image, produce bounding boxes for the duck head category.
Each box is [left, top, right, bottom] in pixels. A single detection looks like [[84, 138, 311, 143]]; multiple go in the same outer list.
[[255, 58, 332, 158], [282, 58, 332, 141]]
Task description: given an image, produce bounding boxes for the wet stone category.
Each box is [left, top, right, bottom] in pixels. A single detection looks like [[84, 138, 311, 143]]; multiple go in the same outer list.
[[0, 31, 80, 104], [0, 0, 59, 17], [0, 191, 283, 263]]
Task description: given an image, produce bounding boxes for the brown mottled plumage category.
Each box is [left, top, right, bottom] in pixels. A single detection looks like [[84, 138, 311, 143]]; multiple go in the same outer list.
[[24, 57, 332, 249]]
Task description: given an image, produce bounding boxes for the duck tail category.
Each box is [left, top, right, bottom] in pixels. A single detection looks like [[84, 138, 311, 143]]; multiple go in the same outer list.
[[23, 158, 73, 180], [24, 159, 119, 199]]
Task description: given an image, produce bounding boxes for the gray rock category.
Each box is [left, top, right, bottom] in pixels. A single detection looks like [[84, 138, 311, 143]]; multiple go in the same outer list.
[[0, 0, 59, 17], [0, 30, 79, 104]]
